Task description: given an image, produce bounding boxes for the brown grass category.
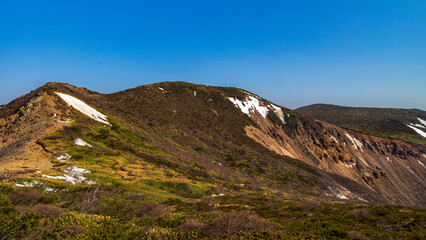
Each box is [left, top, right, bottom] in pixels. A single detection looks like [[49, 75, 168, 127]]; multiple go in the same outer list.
[[351, 208, 370, 218], [133, 202, 168, 218], [202, 211, 278, 239], [17, 204, 64, 217], [8, 188, 42, 205], [178, 219, 206, 232]]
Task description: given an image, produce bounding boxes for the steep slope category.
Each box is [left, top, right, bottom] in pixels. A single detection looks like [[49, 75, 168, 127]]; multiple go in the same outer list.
[[229, 96, 425, 207], [1, 82, 386, 201], [296, 104, 426, 147], [0, 82, 425, 238]]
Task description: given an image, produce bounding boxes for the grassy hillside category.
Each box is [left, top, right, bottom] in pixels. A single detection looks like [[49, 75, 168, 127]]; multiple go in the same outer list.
[[296, 104, 426, 147], [1, 184, 425, 239], [1, 83, 425, 239]]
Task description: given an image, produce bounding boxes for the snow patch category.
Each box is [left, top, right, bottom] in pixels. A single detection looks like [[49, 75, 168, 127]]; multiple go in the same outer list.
[[407, 125, 426, 138], [193, 91, 197, 96], [330, 136, 339, 144], [75, 138, 92, 147], [212, 193, 225, 197], [340, 162, 354, 168], [344, 133, 364, 152], [228, 96, 269, 118], [15, 181, 40, 187], [354, 195, 368, 203], [228, 95, 285, 123], [212, 161, 223, 166], [55, 92, 110, 125], [45, 187, 57, 192], [57, 153, 71, 162], [327, 186, 349, 200], [418, 160, 425, 168], [57, 119, 71, 123], [386, 157, 392, 163], [271, 104, 285, 123], [334, 186, 367, 202], [158, 87, 165, 92], [418, 118, 426, 127], [336, 193, 348, 199], [42, 165, 95, 184], [406, 167, 416, 175], [410, 123, 425, 128]]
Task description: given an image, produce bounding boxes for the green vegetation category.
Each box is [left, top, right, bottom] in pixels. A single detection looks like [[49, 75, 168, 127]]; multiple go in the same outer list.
[[2, 82, 425, 239], [1, 185, 425, 239], [296, 104, 426, 146]]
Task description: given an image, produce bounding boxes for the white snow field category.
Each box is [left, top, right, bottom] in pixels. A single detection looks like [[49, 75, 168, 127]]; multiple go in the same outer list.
[[417, 118, 426, 127], [74, 138, 93, 147], [407, 125, 426, 138], [55, 92, 110, 125], [57, 153, 71, 162], [228, 95, 285, 123], [344, 132, 364, 152], [42, 165, 95, 184]]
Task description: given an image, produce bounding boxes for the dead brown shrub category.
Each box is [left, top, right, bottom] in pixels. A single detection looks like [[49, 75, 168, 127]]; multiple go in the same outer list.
[[202, 211, 277, 239], [15, 204, 63, 217], [351, 208, 370, 218], [297, 201, 320, 212], [201, 196, 217, 205], [63, 224, 89, 235], [133, 202, 168, 218], [348, 230, 371, 240], [8, 188, 42, 205], [178, 219, 206, 232], [31, 204, 64, 217]]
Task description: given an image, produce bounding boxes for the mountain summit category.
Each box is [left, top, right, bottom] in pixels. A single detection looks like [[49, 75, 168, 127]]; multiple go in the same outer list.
[[1, 82, 425, 239]]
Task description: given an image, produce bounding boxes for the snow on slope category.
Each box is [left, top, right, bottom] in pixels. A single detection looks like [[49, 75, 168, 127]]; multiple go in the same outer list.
[[411, 123, 425, 128], [418, 118, 426, 127], [271, 104, 285, 123], [57, 153, 71, 162], [42, 165, 94, 184], [228, 95, 285, 123], [344, 132, 364, 152], [228, 96, 269, 118], [407, 125, 426, 138], [56, 92, 110, 125], [75, 138, 92, 147]]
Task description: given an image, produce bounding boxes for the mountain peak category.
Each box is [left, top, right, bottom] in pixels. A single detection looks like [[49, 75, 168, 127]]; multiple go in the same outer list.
[[1, 81, 425, 238]]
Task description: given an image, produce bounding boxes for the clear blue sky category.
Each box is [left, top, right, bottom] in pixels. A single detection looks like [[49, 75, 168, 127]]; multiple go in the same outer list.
[[1, 0, 425, 109]]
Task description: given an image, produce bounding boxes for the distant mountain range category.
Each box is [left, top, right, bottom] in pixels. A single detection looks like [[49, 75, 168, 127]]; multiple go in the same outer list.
[[0, 82, 424, 239], [296, 104, 426, 147]]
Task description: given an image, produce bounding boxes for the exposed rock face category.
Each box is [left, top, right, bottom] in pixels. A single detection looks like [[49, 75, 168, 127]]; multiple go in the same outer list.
[[0, 92, 72, 177], [237, 95, 425, 207], [1, 82, 424, 207]]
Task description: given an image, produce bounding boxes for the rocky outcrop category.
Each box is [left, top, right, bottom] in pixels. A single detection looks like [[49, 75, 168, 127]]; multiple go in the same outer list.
[[1, 82, 424, 207], [0, 92, 72, 177], [237, 95, 426, 207]]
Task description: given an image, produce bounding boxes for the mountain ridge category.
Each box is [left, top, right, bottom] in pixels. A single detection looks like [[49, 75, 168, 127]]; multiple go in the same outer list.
[[0, 81, 425, 239], [296, 103, 426, 147]]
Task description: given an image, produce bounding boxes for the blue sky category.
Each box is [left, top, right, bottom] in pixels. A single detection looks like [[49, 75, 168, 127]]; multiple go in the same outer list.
[[1, 0, 425, 109]]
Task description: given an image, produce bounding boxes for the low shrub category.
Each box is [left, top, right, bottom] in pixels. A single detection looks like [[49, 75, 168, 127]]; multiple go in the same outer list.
[[8, 188, 42, 205], [133, 203, 168, 218], [177, 219, 206, 232], [30, 204, 64, 217], [351, 208, 370, 218], [202, 211, 278, 239]]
